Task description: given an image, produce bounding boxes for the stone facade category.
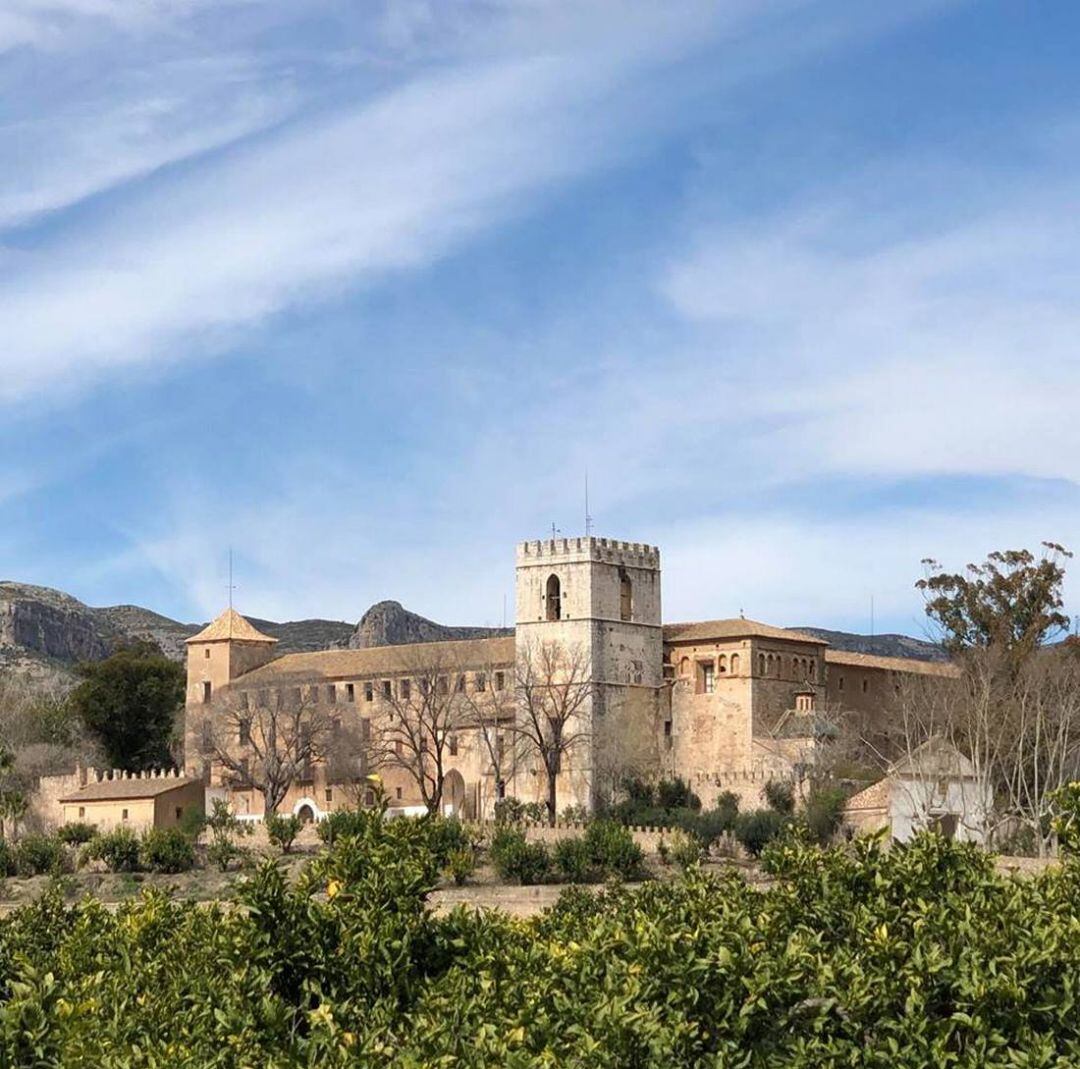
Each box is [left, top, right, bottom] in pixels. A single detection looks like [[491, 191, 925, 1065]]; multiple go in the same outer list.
[[183, 534, 954, 820]]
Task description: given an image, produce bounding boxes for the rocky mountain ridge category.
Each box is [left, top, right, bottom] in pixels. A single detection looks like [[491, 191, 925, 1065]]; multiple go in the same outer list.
[[1, 581, 943, 684]]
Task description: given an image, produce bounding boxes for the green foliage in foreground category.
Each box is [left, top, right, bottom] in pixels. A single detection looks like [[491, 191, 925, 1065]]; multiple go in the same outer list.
[[3, 814, 1080, 1067]]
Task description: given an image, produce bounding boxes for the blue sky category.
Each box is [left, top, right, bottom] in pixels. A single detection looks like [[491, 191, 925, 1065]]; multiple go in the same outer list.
[[2, 0, 1079, 636]]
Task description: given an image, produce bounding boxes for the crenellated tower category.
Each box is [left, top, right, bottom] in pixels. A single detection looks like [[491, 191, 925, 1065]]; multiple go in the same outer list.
[[514, 536, 663, 808]]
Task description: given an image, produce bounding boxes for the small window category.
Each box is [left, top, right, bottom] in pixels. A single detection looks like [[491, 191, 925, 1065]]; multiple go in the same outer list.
[[239, 718, 251, 746], [365, 682, 374, 702], [758, 654, 766, 675], [382, 680, 392, 700], [202, 681, 212, 704], [395, 787, 403, 800], [364, 790, 375, 807], [400, 679, 411, 700], [663, 720, 672, 737], [680, 657, 690, 677], [700, 662, 715, 694], [619, 569, 632, 621], [78, 806, 85, 819], [437, 676, 448, 695], [449, 735, 459, 757], [325, 788, 333, 804], [718, 654, 727, 674], [545, 574, 562, 621], [476, 672, 487, 692], [730, 653, 740, 675], [456, 675, 466, 693], [309, 685, 319, 704], [122, 808, 129, 822], [839, 676, 845, 691], [326, 684, 336, 704], [494, 671, 505, 691], [175, 807, 183, 820], [862, 678, 869, 694], [345, 683, 355, 703], [395, 740, 404, 756], [204, 648, 210, 659]]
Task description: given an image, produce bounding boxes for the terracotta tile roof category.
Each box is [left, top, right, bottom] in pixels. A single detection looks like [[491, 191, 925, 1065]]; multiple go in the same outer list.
[[663, 618, 828, 646], [186, 608, 278, 645], [234, 635, 516, 685], [60, 775, 199, 803], [844, 777, 890, 813], [824, 649, 957, 677]]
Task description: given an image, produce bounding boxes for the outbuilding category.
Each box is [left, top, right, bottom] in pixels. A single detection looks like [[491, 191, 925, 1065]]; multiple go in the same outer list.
[[59, 769, 204, 833]]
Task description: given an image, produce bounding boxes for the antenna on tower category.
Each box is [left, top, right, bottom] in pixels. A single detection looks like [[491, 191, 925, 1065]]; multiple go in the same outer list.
[[227, 548, 237, 610], [550, 522, 561, 540], [584, 467, 594, 537]]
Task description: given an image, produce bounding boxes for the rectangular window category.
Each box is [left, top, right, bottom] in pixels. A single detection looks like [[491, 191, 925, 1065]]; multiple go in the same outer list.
[[700, 662, 715, 694], [400, 679, 411, 700], [476, 672, 487, 692], [122, 809, 129, 822], [839, 676, 845, 692], [202, 681, 212, 704], [345, 683, 355, 703], [175, 807, 183, 821], [309, 685, 320, 704], [449, 735, 459, 757], [382, 680, 392, 700], [456, 675, 466, 693], [290, 687, 302, 705], [395, 787, 403, 800], [239, 718, 251, 746], [364, 790, 375, 807], [204, 648, 210, 659], [494, 671, 505, 691], [664, 720, 672, 750], [437, 676, 448, 695], [365, 682, 374, 702], [78, 806, 85, 819], [326, 684, 336, 704], [325, 788, 333, 804]]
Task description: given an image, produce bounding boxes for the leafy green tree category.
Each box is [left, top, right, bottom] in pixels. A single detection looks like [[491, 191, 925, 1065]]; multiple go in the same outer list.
[[69, 641, 184, 770], [917, 543, 1073, 659]]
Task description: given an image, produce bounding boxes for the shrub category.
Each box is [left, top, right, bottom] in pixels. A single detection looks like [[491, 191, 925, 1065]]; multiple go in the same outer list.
[[560, 804, 589, 824], [317, 808, 373, 846], [204, 799, 252, 873], [656, 777, 701, 812], [446, 847, 476, 887], [57, 822, 97, 845], [521, 802, 548, 823], [493, 797, 524, 826], [424, 815, 470, 866], [265, 813, 302, 854], [583, 820, 644, 880], [490, 827, 550, 885], [139, 828, 195, 873], [82, 828, 140, 873], [735, 809, 789, 857], [14, 834, 69, 877], [763, 780, 795, 815], [802, 786, 849, 845], [553, 837, 595, 883], [669, 828, 704, 871]]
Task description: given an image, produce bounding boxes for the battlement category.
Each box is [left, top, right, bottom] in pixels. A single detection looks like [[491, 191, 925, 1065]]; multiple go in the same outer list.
[[516, 536, 660, 568]]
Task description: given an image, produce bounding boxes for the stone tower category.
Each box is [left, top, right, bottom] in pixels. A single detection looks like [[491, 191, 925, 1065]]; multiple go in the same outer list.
[[515, 536, 663, 808], [184, 608, 278, 709]]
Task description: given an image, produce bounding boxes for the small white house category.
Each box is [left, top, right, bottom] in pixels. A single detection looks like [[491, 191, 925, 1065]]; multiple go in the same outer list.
[[844, 738, 993, 845]]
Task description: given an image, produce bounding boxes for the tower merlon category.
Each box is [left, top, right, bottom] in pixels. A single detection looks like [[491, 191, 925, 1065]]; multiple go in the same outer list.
[[516, 536, 660, 567]]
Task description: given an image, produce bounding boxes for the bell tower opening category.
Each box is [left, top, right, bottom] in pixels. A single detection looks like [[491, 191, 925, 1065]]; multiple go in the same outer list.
[[619, 568, 632, 621], [545, 573, 562, 621]]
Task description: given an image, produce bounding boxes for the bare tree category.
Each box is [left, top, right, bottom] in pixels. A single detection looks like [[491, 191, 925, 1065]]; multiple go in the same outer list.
[[373, 648, 472, 816], [200, 684, 354, 816], [460, 660, 523, 817], [511, 639, 594, 826]]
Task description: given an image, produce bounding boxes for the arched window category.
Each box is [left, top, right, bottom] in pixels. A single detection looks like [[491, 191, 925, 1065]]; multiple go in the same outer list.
[[679, 656, 690, 677], [545, 574, 562, 621], [718, 654, 727, 674], [758, 654, 766, 676], [774, 656, 782, 677], [809, 659, 817, 680], [766, 654, 774, 676], [730, 653, 740, 675], [619, 570, 632, 622]]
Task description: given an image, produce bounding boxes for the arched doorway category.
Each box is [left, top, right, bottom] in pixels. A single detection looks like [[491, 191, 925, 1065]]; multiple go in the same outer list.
[[443, 769, 466, 816], [295, 803, 316, 824]]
